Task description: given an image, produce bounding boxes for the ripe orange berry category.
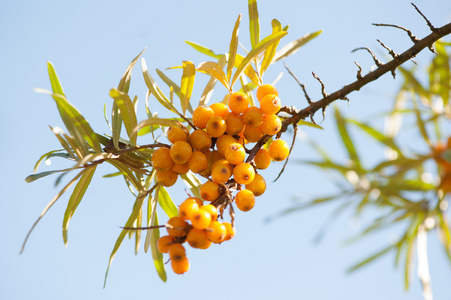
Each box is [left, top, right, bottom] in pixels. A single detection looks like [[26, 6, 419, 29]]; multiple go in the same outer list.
[[192, 106, 214, 129], [228, 92, 249, 114], [171, 256, 190, 274], [191, 208, 212, 230], [200, 204, 218, 221], [206, 116, 227, 138], [224, 142, 246, 165], [172, 162, 189, 175], [257, 84, 278, 101], [244, 125, 264, 143], [245, 173, 266, 196], [211, 159, 233, 184], [186, 228, 210, 249], [166, 217, 190, 238], [260, 114, 282, 136], [216, 134, 238, 155], [210, 102, 229, 117], [206, 221, 227, 244], [151, 147, 173, 172], [259, 94, 281, 115], [242, 106, 264, 128], [179, 197, 202, 220], [233, 162, 256, 185], [167, 126, 188, 143], [156, 169, 178, 187], [199, 150, 224, 177], [168, 243, 186, 261], [254, 148, 271, 169], [223, 222, 236, 241], [268, 139, 290, 161], [224, 112, 245, 136], [170, 141, 193, 164], [235, 189, 256, 212], [200, 181, 220, 202], [188, 151, 208, 173], [190, 129, 212, 151], [157, 235, 175, 253]]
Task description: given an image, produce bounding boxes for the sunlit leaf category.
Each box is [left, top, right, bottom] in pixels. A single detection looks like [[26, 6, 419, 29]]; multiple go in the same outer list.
[[298, 120, 323, 130], [235, 54, 260, 85], [197, 61, 230, 91], [150, 212, 167, 282], [412, 101, 431, 147], [62, 166, 97, 246], [429, 41, 450, 108], [261, 19, 282, 75], [248, 0, 259, 48], [334, 107, 362, 171], [274, 30, 322, 62], [110, 89, 138, 145], [231, 31, 287, 88], [158, 187, 179, 218], [132, 118, 182, 141], [198, 55, 227, 107], [227, 14, 242, 81], [180, 172, 202, 198], [180, 61, 196, 116], [185, 41, 222, 60]]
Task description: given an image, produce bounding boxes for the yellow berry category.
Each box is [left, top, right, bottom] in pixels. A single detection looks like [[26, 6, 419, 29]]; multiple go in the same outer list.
[[225, 112, 245, 136], [228, 92, 249, 114], [224, 142, 246, 165], [254, 148, 271, 169], [156, 169, 178, 187], [268, 139, 290, 161], [211, 159, 233, 184], [151, 147, 173, 172], [233, 162, 255, 185], [167, 126, 188, 143], [188, 151, 208, 173], [245, 173, 266, 196], [257, 84, 278, 101], [210, 102, 229, 118], [206, 116, 227, 138], [259, 94, 281, 115], [260, 114, 282, 136], [200, 181, 220, 202], [190, 129, 212, 151], [242, 106, 263, 128], [192, 106, 214, 129], [235, 189, 255, 212], [170, 141, 193, 164]]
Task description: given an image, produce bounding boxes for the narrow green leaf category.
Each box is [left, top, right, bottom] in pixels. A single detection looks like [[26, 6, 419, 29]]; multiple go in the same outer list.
[[347, 243, 397, 273], [150, 212, 167, 282], [413, 101, 431, 147], [47, 62, 65, 96], [298, 120, 323, 130], [198, 55, 228, 107], [109, 89, 138, 145], [132, 118, 181, 141], [231, 31, 287, 88], [197, 61, 230, 91], [261, 19, 282, 75], [334, 107, 361, 171], [274, 30, 322, 62], [185, 41, 222, 60], [180, 61, 196, 116], [107, 160, 141, 191], [118, 48, 146, 94], [49, 126, 78, 161], [25, 168, 75, 183], [248, 0, 260, 48], [144, 191, 158, 253], [62, 166, 97, 246], [227, 14, 242, 82], [33, 149, 67, 173], [156, 69, 181, 98], [234, 53, 261, 85], [180, 172, 202, 198], [158, 187, 179, 218]]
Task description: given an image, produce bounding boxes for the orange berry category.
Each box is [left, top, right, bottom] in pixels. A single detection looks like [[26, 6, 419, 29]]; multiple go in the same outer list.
[[223, 222, 236, 241], [225, 112, 245, 136], [157, 235, 175, 253], [167, 126, 188, 143], [216, 134, 238, 155], [228, 92, 249, 114], [224, 142, 246, 165], [151, 147, 173, 172], [199, 150, 224, 177], [206, 116, 227, 138], [211, 159, 233, 184], [166, 217, 190, 238], [171, 256, 190, 274], [192, 106, 214, 129], [254, 148, 271, 169], [156, 169, 178, 187], [206, 221, 227, 244], [244, 125, 264, 143], [168, 243, 186, 261], [187, 228, 210, 249], [179, 197, 202, 220], [172, 162, 189, 175], [259, 94, 281, 115], [200, 204, 218, 221], [200, 181, 220, 202], [188, 151, 208, 173], [191, 208, 212, 230], [257, 84, 278, 101], [235, 189, 255, 212], [190, 129, 212, 151], [233, 162, 255, 185], [245, 173, 266, 196], [170, 141, 193, 164], [210, 102, 229, 118], [268, 139, 290, 161], [242, 106, 264, 128], [260, 114, 282, 136]]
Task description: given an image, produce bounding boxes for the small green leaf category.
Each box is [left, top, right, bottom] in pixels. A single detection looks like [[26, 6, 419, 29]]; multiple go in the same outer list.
[[118, 48, 146, 94], [180, 61, 196, 116], [150, 212, 167, 282], [298, 120, 323, 130], [185, 41, 222, 60], [132, 118, 182, 141], [180, 172, 202, 198], [231, 31, 287, 88], [25, 168, 73, 183], [261, 19, 282, 75], [197, 61, 230, 91], [234, 54, 261, 85], [227, 14, 242, 82], [110, 89, 138, 145], [158, 187, 179, 218], [274, 30, 322, 62], [62, 166, 97, 246], [156, 69, 181, 99], [248, 0, 260, 48], [347, 243, 397, 273]]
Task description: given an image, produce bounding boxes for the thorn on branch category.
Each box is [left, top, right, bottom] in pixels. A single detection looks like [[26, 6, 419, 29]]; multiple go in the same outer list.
[[372, 23, 420, 43], [377, 39, 399, 59], [284, 63, 312, 105], [411, 3, 436, 32], [274, 124, 297, 182], [354, 62, 363, 80], [352, 47, 383, 67], [312, 72, 328, 98]]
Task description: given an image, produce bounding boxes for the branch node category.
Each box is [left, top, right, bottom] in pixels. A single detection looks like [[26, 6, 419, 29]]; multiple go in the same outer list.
[[372, 23, 420, 44], [377, 39, 399, 59], [312, 72, 328, 98], [352, 47, 383, 67], [354, 62, 363, 80]]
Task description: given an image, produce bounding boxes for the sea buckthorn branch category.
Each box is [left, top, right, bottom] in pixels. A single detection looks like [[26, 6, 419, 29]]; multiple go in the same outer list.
[[278, 17, 451, 134]]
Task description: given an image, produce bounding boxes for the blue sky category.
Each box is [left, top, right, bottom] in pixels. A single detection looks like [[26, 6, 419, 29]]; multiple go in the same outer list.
[[1, 0, 451, 299]]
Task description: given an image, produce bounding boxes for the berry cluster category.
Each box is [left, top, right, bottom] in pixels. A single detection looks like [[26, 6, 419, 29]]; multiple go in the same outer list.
[[154, 84, 290, 274]]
